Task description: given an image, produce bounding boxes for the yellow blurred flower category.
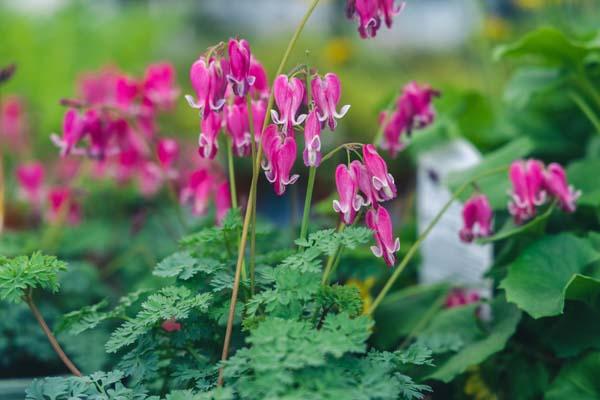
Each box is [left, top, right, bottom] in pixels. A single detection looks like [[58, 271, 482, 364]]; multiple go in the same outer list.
[[323, 38, 353, 66], [346, 277, 376, 314], [464, 367, 497, 400], [483, 16, 510, 41]]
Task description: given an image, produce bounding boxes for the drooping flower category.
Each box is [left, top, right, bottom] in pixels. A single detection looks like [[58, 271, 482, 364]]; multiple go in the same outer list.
[[115, 75, 139, 112], [180, 168, 214, 216], [352, 160, 377, 207], [379, 109, 409, 157], [303, 110, 322, 167], [459, 194, 493, 243], [77, 67, 119, 105], [215, 181, 232, 225], [47, 187, 81, 225], [445, 288, 480, 308], [156, 138, 179, 169], [398, 81, 439, 130], [16, 162, 45, 206], [142, 63, 180, 110], [161, 318, 181, 332], [251, 99, 267, 140], [51, 109, 85, 156], [249, 57, 269, 98], [365, 206, 400, 266], [186, 57, 229, 118], [271, 75, 306, 134], [345, 0, 406, 39], [0, 96, 28, 149], [261, 124, 299, 195], [311, 73, 350, 131], [198, 111, 222, 159], [225, 103, 252, 157], [332, 163, 363, 224], [379, 0, 406, 28], [227, 38, 255, 97], [508, 159, 547, 224], [544, 163, 580, 213], [362, 144, 397, 202]]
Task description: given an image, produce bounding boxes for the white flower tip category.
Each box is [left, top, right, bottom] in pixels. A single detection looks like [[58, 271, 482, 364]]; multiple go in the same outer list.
[[184, 94, 201, 109]]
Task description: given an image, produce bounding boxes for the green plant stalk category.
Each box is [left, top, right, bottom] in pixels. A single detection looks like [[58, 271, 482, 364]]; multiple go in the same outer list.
[[218, 0, 322, 386], [569, 90, 600, 136], [247, 95, 257, 293], [225, 135, 238, 209], [397, 290, 447, 350], [299, 166, 317, 241], [24, 290, 82, 376], [321, 223, 346, 284], [366, 166, 509, 316]]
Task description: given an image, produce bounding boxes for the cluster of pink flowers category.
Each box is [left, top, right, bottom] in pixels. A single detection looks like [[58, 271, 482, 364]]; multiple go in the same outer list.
[[459, 159, 580, 243], [333, 144, 400, 266], [180, 166, 232, 225], [0, 95, 28, 151], [445, 288, 480, 309], [345, 0, 406, 39], [379, 81, 440, 157], [186, 39, 269, 161], [15, 162, 81, 225]]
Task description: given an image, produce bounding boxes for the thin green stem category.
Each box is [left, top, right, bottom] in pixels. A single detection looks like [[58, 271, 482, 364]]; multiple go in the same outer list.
[[576, 73, 600, 110], [569, 90, 600, 136], [247, 95, 257, 293], [321, 142, 363, 163], [225, 135, 238, 209], [218, 0, 322, 386], [366, 165, 509, 316], [321, 223, 345, 284], [299, 166, 317, 242]]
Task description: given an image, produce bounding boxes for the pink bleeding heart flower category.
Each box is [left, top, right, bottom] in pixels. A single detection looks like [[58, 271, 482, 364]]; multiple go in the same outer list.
[[445, 288, 480, 309], [84, 109, 114, 160], [186, 57, 229, 118], [261, 124, 299, 196], [352, 160, 376, 207], [399, 81, 439, 131], [215, 181, 232, 225], [251, 99, 267, 141], [362, 144, 397, 202], [198, 111, 222, 160], [115, 75, 139, 112], [346, 0, 405, 38], [51, 109, 86, 156], [379, 109, 409, 157], [271, 75, 306, 134], [180, 168, 214, 216], [77, 67, 119, 105], [1, 96, 28, 149], [225, 103, 252, 157], [227, 38, 255, 97], [459, 194, 493, 243], [156, 138, 179, 169], [16, 162, 45, 207], [544, 163, 580, 213], [332, 163, 364, 225], [303, 110, 322, 167], [249, 57, 269, 99], [138, 161, 164, 197], [161, 318, 181, 332], [311, 73, 350, 131], [508, 159, 547, 225], [47, 187, 81, 225], [142, 63, 180, 111], [365, 206, 400, 267], [379, 0, 406, 28]]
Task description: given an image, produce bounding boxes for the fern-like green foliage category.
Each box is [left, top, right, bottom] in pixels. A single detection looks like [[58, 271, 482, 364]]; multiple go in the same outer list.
[[106, 286, 212, 353], [0, 252, 67, 303]]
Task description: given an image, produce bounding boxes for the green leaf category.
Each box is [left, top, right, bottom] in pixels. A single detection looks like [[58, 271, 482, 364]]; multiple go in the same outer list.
[[543, 301, 600, 358], [500, 234, 600, 318], [0, 252, 67, 303], [494, 26, 600, 67], [545, 352, 600, 400], [154, 251, 222, 280], [423, 296, 521, 383], [503, 67, 566, 109], [567, 157, 600, 207]]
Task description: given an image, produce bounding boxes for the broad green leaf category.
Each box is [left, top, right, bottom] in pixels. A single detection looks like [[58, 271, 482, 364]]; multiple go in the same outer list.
[[503, 67, 566, 109], [545, 352, 600, 400], [424, 296, 521, 382], [543, 301, 600, 358], [500, 234, 600, 318], [494, 27, 600, 67], [567, 157, 600, 207]]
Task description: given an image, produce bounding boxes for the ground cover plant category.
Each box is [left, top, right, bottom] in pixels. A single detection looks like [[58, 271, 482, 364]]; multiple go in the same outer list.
[[1, 1, 599, 399]]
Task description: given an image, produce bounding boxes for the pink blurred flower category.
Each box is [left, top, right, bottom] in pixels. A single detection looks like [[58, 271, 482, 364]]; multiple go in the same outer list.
[[115, 75, 139, 112], [544, 163, 580, 213], [362, 144, 397, 202], [186, 57, 229, 118], [161, 318, 181, 332], [225, 103, 252, 157], [0, 96, 28, 149], [251, 99, 267, 140], [508, 159, 547, 224], [303, 110, 322, 167], [198, 111, 222, 160], [249, 57, 269, 99], [77, 67, 119, 105], [333, 163, 363, 224], [47, 187, 81, 225], [311, 73, 350, 131], [399, 81, 439, 130], [157, 138, 179, 169], [138, 162, 164, 197], [459, 194, 493, 243], [346, 0, 405, 39], [16, 162, 45, 207], [142, 63, 180, 110], [365, 206, 400, 267], [261, 124, 299, 196], [215, 181, 232, 225], [271, 75, 306, 134], [445, 288, 480, 308], [227, 38, 254, 97], [379, 109, 409, 157], [51, 109, 85, 156], [180, 168, 214, 216]]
